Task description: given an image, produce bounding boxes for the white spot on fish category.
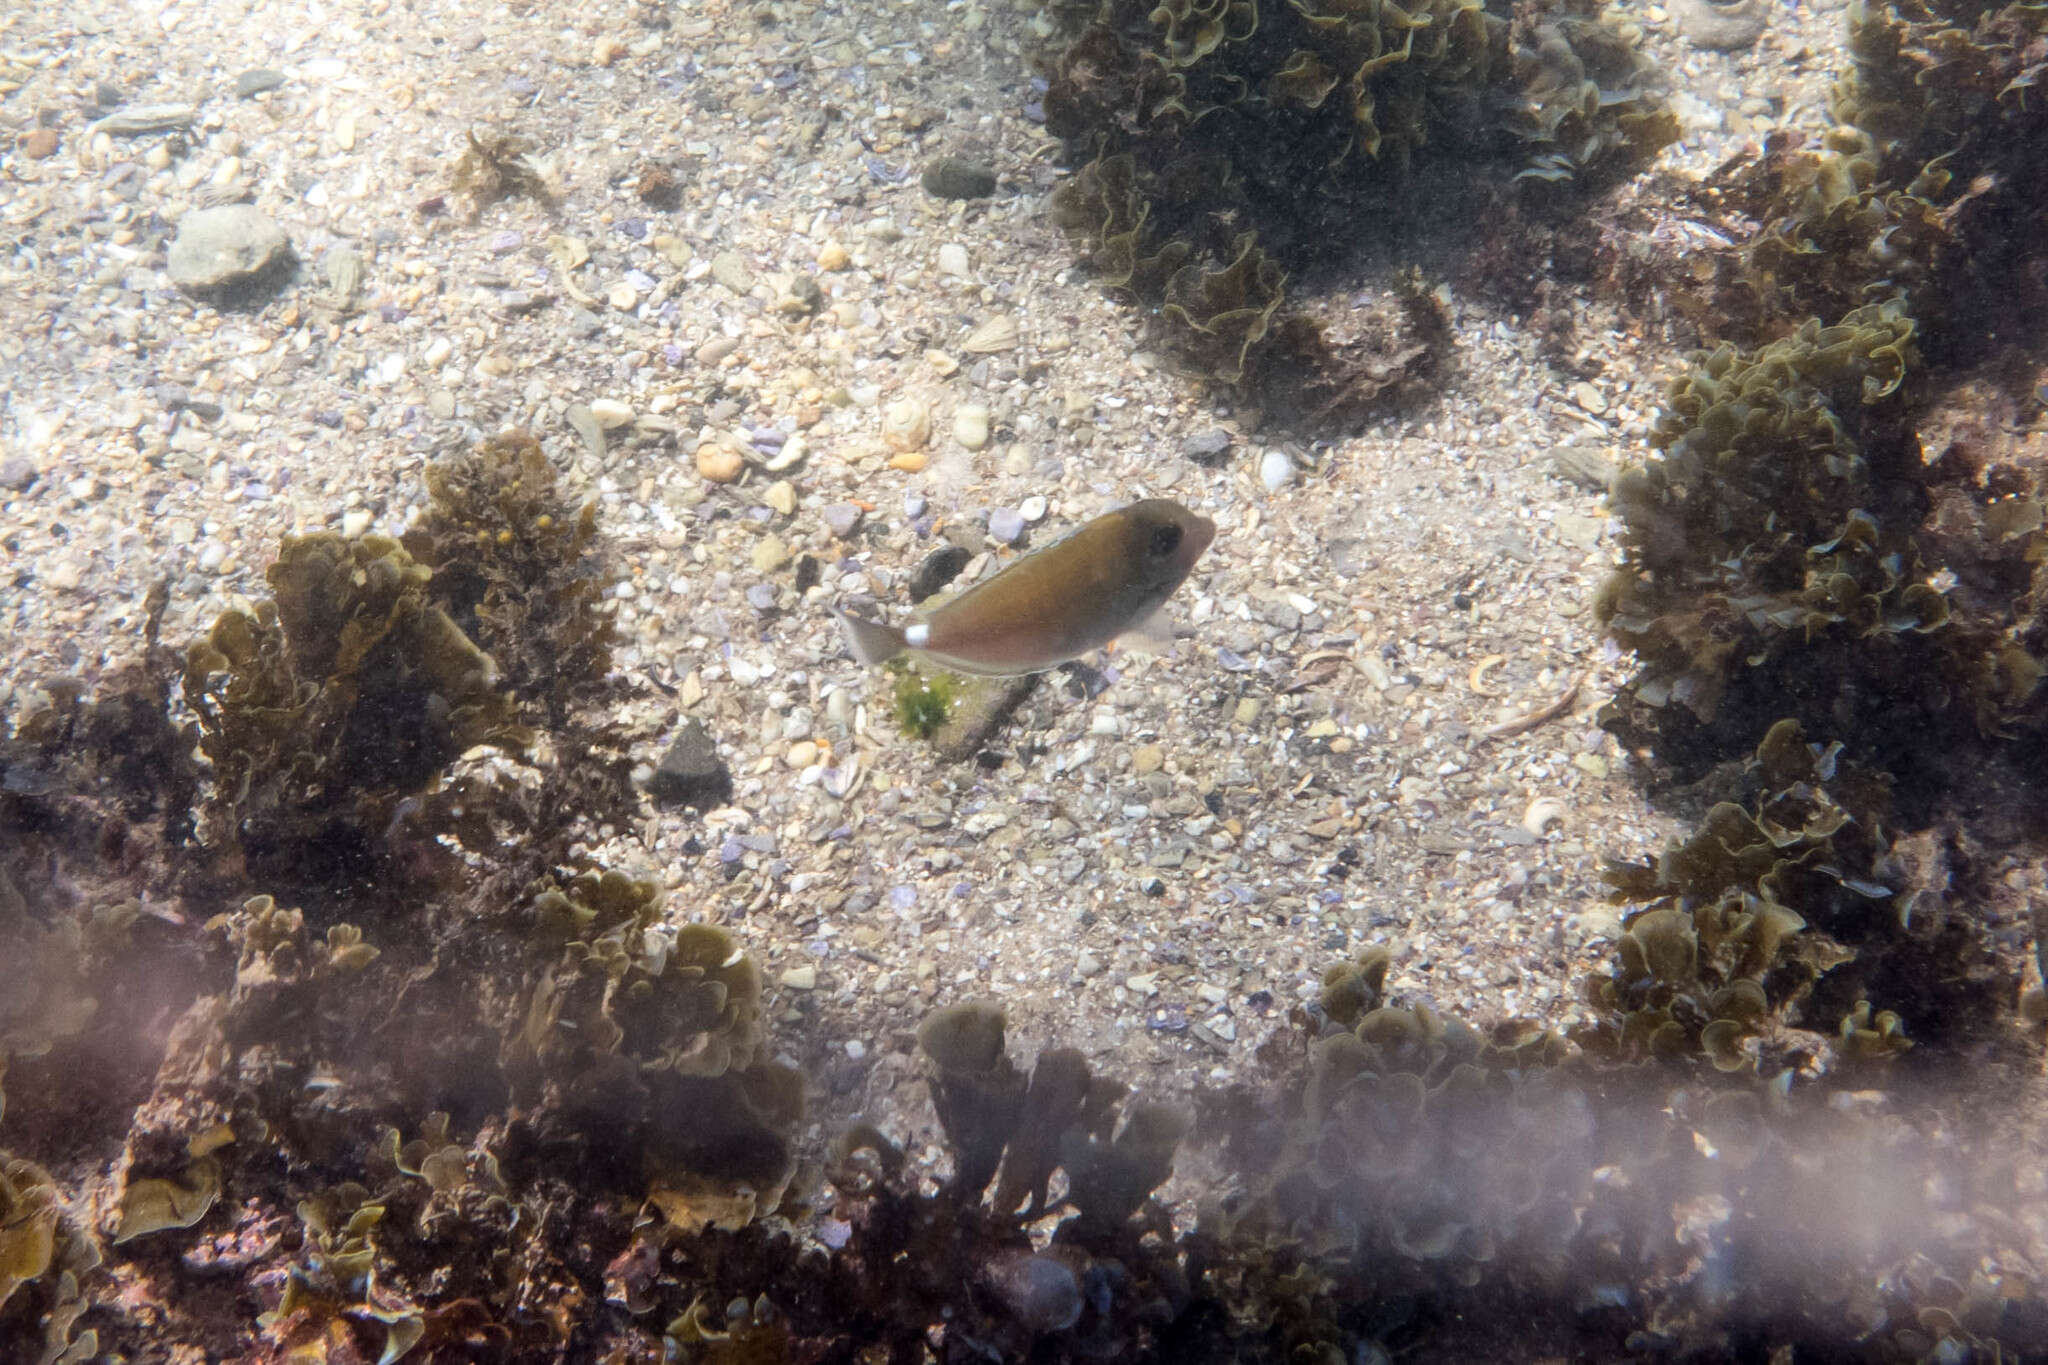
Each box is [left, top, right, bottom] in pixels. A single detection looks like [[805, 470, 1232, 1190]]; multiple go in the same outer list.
[[905, 623, 930, 648]]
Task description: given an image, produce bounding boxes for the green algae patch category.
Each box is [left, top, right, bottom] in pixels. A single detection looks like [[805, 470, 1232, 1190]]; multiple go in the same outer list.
[[889, 661, 959, 740]]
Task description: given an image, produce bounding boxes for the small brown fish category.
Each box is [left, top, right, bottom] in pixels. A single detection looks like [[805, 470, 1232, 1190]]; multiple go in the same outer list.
[[832, 498, 1216, 676]]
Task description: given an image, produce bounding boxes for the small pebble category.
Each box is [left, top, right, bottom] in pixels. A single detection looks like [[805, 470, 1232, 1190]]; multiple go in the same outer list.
[[1019, 494, 1047, 523], [340, 509, 373, 538], [696, 336, 740, 366], [920, 155, 998, 200], [607, 281, 639, 312], [817, 240, 851, 271], [590, 398, 634, 429], [787, 740, 820, 769], [235, 69, 288, 99], [697, 443, 745, 483], [952, 403, 990, 451], [21, 129, 59, 160], [987, 507, 1025, 545], [711, 251, 754, 294], [937, 243, 971, 279], [882, 398, 931, 452], [779, 965, 817, 991], [566, 404, 606, 458], [822, 502, 864, 539], [762, 480, 797, 515], [1132, 744, 1165, 775], [752, 535, 791, 573], [1259, 448, 1295, 492]]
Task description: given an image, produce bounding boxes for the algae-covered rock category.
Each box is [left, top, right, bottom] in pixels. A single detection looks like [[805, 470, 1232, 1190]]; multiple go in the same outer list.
[[0, 1155, 60, 1309], [181, 532, 528, 878], [1038, 0, 1673, 411], [915, 1000, 1186, 1238], [508, 871, 802, 1210], [1597, 302, 1947, 773], [403, 430, 617, 728]]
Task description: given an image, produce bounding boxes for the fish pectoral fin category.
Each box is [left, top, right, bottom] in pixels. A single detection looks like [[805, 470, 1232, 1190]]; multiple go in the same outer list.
[[831, 605, 907, 667], [1111, 606, 1178, 657]]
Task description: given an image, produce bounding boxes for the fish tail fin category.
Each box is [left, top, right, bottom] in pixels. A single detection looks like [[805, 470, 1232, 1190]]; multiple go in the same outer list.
[[831, 605, 907, 667]]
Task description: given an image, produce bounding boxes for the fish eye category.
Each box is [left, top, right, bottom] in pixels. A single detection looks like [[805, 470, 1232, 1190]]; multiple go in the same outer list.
[[1148, 523, 1183, 557]]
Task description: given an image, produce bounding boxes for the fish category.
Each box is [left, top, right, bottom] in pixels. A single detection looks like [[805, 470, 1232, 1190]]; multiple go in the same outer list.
[[831, 498, 1217, 676]]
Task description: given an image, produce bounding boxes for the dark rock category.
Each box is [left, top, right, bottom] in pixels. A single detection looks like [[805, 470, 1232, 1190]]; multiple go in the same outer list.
[[920, 155, 997, 200], [649, 719, 732, 809], [910, 544, 972, 603]]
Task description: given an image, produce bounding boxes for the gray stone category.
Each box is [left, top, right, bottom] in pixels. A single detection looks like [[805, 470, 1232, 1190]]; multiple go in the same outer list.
[[565, 404, 606, 460], [321, 246, 363, 305], [987, 507, 1024, 544], [88, 103, 196, 137], [1550, 444, 1616, 492], [1676, 0, 1766, 50], [648, 719, 732, 809], [822, 501, 863, 538], [710, 251, 754, 295], [167, 205, 292, 296], [1183, 428, 1233, 462], [0, 456, 37, 493], [920, 155, 997, 200], [235, 69, 288, 98]]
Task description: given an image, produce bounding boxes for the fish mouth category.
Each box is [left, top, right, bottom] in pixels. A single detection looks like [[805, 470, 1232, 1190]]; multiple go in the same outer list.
[[1181, 513, 1217, 565]]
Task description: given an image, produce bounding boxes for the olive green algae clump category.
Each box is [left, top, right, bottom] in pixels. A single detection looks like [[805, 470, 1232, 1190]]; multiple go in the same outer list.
[[1036, 0, 1675, 413], [1597, 303, 1937, 769], [181, 531, 529, 879]]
